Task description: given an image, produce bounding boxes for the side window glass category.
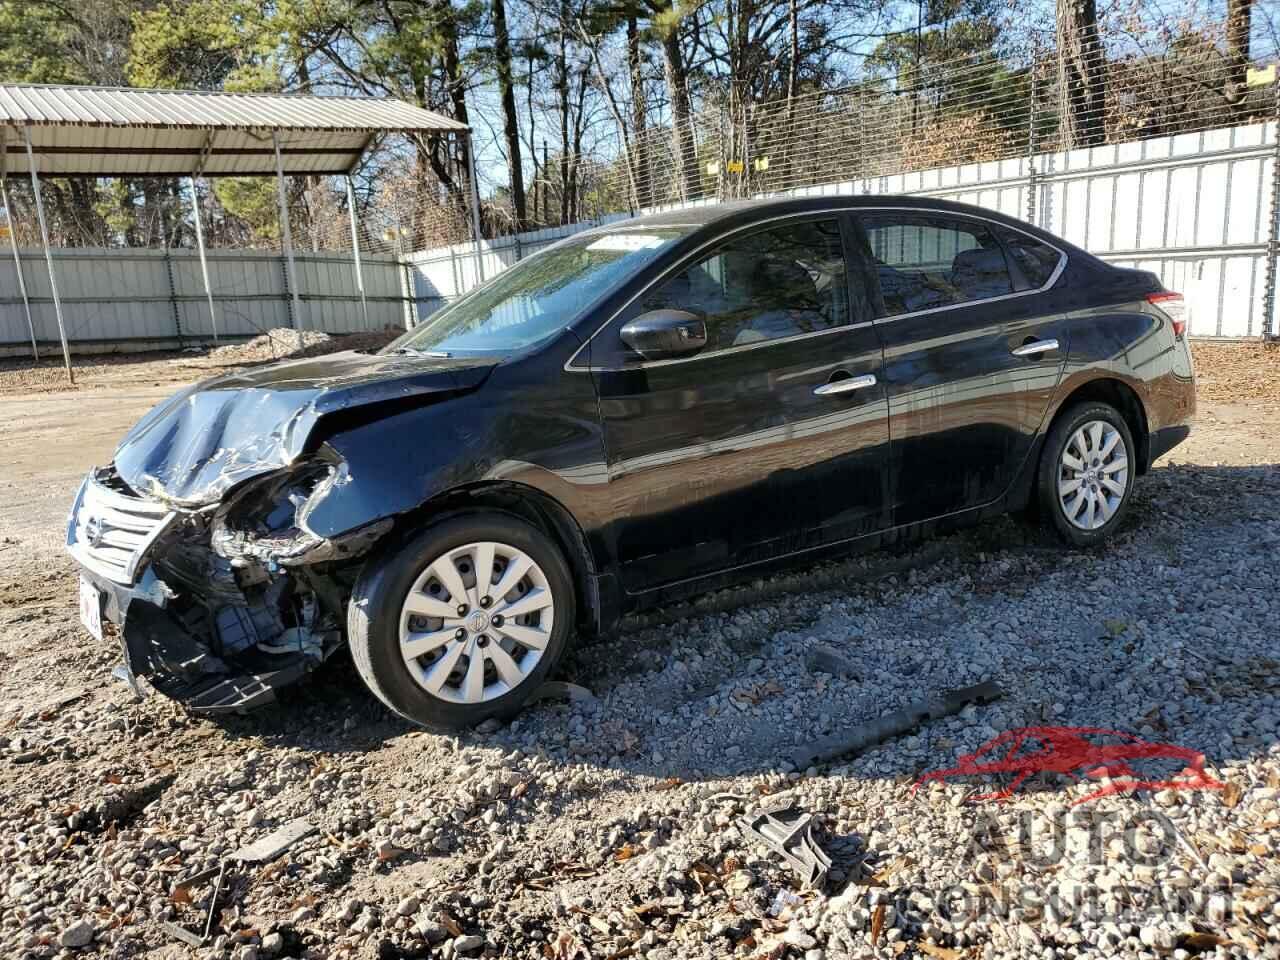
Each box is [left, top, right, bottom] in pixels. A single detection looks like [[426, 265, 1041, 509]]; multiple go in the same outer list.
[[640, 219, 850, 350], [859, 214, 1013, 316], [996, 227, 1063, 288]]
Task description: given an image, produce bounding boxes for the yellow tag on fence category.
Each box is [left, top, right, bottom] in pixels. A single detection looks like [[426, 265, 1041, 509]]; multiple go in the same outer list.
[[1247, 64, 1276, 87], [726, 160, 744, 174]]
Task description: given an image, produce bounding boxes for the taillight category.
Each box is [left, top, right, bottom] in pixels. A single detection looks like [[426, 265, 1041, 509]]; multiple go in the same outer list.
[[1147, 292, 1186, 338]]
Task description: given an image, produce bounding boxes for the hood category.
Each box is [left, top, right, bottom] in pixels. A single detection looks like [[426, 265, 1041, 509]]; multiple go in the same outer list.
[[114, 350, 496, 507]]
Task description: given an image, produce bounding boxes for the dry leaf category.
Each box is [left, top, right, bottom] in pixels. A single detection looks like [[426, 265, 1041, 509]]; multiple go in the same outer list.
[[654, 777, 682, 791], [615, 843, 639, 861], [870, 903, 885, 945], [170, 885, 193, 906], [918, 943, 963, 960], [544, 931, 590, 960], [689, 862, 717, 893], [1222, 782, 1242, 808], [1268, 768, 1279, 789], [1178, 931, 1233, 950], [377, 844, 405, 862], [104, 773, 123, 785], [440, 913, 464, 938]]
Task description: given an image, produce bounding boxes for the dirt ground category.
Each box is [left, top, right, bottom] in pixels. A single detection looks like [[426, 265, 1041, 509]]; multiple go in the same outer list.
[[1, 341, 1278, 960]]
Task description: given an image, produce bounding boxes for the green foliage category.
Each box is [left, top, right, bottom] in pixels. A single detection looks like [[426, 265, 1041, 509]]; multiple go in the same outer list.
[[0, 1, 90, 83], [213, 177, 281, 243], [127, 0, 279, 89]]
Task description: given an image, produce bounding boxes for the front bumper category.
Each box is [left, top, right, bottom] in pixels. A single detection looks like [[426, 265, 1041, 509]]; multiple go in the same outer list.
[[78, 565, 316, 713], [69, 469, 336, 715]]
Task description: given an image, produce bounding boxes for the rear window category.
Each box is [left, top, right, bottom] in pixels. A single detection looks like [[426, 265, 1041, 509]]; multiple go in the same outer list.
[[997, 228, 1063, 288], [859, 213, 1013, 315]]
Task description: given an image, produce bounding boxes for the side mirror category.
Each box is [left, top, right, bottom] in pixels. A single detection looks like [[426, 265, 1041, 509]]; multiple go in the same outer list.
[[620, 309, 707, 360]]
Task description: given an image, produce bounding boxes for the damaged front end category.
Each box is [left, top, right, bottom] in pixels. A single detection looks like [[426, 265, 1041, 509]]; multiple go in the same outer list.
[[68, 459, 385, 714]]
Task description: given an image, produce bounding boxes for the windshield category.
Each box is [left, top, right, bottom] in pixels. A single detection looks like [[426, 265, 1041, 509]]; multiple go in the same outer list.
[[387, 228, 692, 357]]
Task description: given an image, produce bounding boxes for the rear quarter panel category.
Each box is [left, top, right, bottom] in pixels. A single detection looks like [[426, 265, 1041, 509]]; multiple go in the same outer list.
[[1054, 296, 1195, 452]]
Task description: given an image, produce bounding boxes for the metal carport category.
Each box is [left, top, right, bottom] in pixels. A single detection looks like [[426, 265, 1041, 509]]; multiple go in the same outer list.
[[0, 83, 477, 381]]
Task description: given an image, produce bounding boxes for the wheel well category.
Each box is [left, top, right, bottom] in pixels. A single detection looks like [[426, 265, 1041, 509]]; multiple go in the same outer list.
[[1051, 378, 1150, 473], [390, 482, 602, 636]]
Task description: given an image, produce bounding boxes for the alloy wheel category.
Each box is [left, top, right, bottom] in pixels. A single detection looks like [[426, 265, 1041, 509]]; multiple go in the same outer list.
[[397, 541, 555, 704], [1058, 419, 1129, 531]]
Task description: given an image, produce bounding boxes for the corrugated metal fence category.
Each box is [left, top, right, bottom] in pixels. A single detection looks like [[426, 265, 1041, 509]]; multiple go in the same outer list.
[[3, 118, 1275, 352], [0, 247, 411, 355], [405, 119, 1280, 339]]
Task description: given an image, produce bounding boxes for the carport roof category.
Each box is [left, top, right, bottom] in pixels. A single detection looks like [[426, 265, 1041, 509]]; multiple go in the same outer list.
[[0, 82, 468, 177]]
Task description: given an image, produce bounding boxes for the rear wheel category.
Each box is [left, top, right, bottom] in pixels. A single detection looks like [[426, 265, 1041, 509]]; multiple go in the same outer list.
[[348, 513, 575, 730], [1037, 402, 1136, 547]]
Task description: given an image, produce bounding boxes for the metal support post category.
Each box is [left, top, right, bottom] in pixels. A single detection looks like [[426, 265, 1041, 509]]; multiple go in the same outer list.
[[272, 130, 305, 352], [188, 176, 219, 342], [24, 126, 72, 383], [1, 127, 37, 358], [345, 176, 370, 329]]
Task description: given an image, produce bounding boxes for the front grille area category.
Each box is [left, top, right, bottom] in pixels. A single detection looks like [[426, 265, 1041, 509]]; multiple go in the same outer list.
[[67, 470, 176, 585]]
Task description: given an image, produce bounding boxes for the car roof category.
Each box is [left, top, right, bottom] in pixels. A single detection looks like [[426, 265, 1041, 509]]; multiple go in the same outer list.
[[592, 195, 1070, 242], [582, 194, 1092, 263], [607, 195, 998, 228]]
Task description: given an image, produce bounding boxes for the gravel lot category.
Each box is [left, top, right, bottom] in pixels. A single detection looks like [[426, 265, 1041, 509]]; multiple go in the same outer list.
[[0, 343, 1277, 960]]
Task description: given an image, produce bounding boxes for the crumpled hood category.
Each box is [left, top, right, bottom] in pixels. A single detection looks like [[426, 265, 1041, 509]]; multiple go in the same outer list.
[[114, 350, 496, 507]]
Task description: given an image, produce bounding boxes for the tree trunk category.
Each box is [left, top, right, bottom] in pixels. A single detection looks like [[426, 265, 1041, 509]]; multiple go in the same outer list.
[[658, 21, 698, 201], [557, 0, 570, 225], [527, 45, 538, 225], [440, 0, 473, 235], [786, 0, 798, 109], [628, 15, 650, 209], [492, 0, 526, 231], [1225, 0, 1253, 106], [1055, 0, 1106, 148]]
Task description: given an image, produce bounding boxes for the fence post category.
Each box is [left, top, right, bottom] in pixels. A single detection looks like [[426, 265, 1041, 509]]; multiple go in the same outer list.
[[163, 245, 184, 345], [1263, 82, 1280, 340], [1026, 57, 1039, 226]]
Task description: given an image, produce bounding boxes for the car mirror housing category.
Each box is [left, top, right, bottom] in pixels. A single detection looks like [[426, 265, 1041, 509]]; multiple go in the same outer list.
[[620, 309, 707, 360]]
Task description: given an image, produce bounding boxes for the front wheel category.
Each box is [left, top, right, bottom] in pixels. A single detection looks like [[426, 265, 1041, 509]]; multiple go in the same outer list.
[[348, 513, 575, 730], [1036, 402, 1136, 548]]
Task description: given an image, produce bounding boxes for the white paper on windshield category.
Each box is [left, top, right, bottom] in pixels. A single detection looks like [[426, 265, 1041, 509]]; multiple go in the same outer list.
[[586, 234, 666, 253]]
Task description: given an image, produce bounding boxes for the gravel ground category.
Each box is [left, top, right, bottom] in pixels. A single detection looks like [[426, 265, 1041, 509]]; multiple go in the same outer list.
[[0, 348, 1278, 960]]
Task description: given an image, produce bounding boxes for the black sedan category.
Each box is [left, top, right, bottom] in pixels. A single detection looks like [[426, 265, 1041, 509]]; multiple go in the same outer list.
[[67, 196, 1195, 729]]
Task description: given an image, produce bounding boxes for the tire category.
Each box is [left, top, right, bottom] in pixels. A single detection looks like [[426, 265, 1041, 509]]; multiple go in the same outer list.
[[347, 512, 575, 730], [1037, 402, 1137, 548]]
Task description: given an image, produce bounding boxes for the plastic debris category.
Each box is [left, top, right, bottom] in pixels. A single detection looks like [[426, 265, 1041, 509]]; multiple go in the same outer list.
[[790, 680, 1004, 769], [737, 803, 832, 889]]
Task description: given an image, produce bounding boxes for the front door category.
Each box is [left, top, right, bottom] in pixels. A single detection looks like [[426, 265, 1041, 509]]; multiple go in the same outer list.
[[852, 211, 1069, 527], [580, 215, 889, 594]]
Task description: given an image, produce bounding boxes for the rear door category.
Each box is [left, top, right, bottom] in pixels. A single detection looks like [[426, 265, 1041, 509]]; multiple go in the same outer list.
[[851, 211, 1069, 526], [577, 215, 889, 594]]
